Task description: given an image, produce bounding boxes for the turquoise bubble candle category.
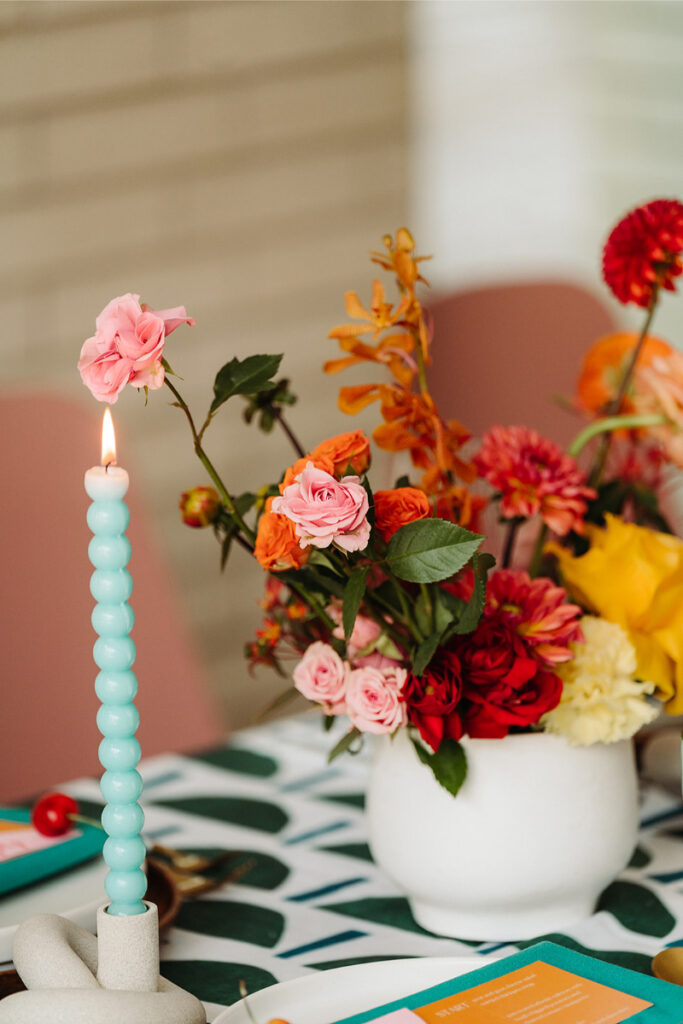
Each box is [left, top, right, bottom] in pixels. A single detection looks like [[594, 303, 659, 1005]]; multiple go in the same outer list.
[[85, 410, 146, 916]]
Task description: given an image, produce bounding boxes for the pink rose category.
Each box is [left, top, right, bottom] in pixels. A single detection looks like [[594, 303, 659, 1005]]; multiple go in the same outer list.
[[78, 293, 194, 403], [293, 641, 347, 714], [271, 462, 370, 552], [353, 651, 404, 671], [328, 606, 381, 657], [346, 665, 407, 734]]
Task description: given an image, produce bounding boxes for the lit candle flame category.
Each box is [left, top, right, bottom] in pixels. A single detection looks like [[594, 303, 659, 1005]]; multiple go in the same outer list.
[[101, 409, 117, 466]]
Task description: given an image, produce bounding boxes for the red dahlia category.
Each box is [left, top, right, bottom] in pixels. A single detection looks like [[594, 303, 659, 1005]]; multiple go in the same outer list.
[[603, 198, 683, 308], [474, 425, 595, 535]]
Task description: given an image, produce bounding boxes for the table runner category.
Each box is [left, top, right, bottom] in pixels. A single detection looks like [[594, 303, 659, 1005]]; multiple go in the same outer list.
[[63, 715, 683, 1023]]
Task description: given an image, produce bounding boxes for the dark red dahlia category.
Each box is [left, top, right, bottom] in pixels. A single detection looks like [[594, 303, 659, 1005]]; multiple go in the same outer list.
[[603, 198, 683, 308], [403, 649, 464, 752]]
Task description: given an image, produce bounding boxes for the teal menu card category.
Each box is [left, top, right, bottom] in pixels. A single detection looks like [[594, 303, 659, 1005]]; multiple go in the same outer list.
[[0, 807, 105, 897]]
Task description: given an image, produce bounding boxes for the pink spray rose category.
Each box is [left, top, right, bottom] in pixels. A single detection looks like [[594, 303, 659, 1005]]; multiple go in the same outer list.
[[328, 605, 381, 657], [271, 462, 370, 552], [293, 641, 347, 714], [78, 293, 194, 403], [346, 665, 407, 734]]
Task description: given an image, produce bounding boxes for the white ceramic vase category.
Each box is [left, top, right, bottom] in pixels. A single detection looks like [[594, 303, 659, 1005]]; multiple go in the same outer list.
[[366, 728, 639, 942]]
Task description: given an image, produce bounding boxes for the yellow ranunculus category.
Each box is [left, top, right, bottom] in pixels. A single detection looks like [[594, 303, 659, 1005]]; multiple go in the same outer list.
[[548, 514, 683, 714]]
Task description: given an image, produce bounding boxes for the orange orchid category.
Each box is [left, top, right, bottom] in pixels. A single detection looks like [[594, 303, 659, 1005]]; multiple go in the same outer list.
[[370, 228, 431, 292], [324, 332, 417, 388], [329, 279, 412, 343]]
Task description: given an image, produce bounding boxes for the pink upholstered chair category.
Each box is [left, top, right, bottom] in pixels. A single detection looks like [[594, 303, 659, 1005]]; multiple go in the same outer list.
[[427, 280, 617, 447], [0, 392, 223, 803]]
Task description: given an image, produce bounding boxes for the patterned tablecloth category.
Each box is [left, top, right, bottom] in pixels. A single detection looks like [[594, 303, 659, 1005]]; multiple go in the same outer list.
[[63, 715, 683, 1023]]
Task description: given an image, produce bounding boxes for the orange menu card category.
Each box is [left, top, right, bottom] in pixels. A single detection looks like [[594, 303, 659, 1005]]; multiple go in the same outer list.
[[414, 961, 651, 1024]]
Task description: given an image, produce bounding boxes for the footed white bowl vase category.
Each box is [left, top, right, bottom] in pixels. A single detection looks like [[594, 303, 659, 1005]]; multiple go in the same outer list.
[[367, 729, 639, 942]]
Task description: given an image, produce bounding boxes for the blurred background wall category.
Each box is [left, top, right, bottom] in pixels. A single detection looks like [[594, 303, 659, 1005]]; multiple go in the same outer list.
[[2, 0, 681, 735], [0, 0, 409, 729]]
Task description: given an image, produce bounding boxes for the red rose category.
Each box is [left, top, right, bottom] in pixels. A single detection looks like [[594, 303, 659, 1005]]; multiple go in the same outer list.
[[403, 649, 464, 752], [453, 617, 562, 739]]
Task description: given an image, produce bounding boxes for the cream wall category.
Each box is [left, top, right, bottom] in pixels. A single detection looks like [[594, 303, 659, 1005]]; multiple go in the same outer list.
[[1, 1, 409, 726], [411, 0, 683, 342]]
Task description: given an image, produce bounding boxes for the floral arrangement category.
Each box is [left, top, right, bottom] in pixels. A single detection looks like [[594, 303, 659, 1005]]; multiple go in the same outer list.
[[78, 199, 683, 796]]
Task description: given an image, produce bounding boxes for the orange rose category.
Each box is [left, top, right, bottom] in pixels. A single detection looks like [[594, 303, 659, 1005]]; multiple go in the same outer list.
[[280, 454, 335, 494], [254, 500, 309, 572], [311, 430, 371, 476], [373, 487, 431, 541]]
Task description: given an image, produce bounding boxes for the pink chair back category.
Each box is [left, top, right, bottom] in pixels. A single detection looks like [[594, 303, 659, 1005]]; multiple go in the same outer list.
[[427, 280, 617, 446], [0, 393, 223, 803]]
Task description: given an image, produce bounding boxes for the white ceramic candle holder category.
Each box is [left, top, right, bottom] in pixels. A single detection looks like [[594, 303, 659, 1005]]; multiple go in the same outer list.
[[0, 902, 206, 1023]]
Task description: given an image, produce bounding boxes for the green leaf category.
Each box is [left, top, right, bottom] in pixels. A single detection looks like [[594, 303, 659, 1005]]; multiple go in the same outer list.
[[328, 727, 362, 764], [412, 631, 443, 676], [153, 795, 288, 833], [386, 519, 483, 583], [160, 960, 277, 1007], [415, 587, 452, 637], [192, 746, 277, 776], [343, 566, 370, 641], [412, 737, 467, 798], [449, 552, 496, 636], [175, 899, 284, 946], [597, 881, 675, 937], [394, 474, 411, 488], [210, 354, 283, 414]]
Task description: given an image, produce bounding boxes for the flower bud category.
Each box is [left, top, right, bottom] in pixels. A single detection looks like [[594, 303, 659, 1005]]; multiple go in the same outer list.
[[179, 486, 220, 528]]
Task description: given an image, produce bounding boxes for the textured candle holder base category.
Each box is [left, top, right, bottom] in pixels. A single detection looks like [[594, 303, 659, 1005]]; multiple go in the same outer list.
[[0, 902, 205, 1023]]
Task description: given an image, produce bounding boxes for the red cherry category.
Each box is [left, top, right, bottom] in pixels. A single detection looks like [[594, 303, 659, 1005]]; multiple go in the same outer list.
[[31, 792, 79, 837]]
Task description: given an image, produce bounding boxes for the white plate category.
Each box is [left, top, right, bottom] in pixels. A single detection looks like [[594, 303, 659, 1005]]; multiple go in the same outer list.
[[0, 857, 108, 963], [213, 956, 492, 1024]]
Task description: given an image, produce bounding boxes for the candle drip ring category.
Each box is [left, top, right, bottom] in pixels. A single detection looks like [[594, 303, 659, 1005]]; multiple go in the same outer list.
[[0, 904, 205, 1024]]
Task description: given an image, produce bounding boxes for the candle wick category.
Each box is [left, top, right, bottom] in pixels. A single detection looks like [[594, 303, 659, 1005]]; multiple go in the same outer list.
[[104, 460, 116, 473]]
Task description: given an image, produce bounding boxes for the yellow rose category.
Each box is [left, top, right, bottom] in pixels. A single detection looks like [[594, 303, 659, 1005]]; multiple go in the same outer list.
[[548, 514, 683, 714]]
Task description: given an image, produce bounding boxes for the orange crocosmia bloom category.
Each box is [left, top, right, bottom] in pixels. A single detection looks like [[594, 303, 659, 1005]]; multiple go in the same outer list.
[[329, 279, 411, 343], [576, 332, 673, 415], [434, 485, 487, 530], [254, 502, 309, 572], [310, 430, 371, 476], [373, 487, 432, 541], [374, 389, 475, 483], [280, 454, 335, 493], [324, 333, 417, 388]]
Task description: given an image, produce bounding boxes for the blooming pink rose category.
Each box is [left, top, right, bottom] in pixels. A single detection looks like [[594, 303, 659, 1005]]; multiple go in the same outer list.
[[328, 606, 381, 656], [346, 665, 407, 734], [292, 641, 347, 714], [271, 462, 370, 552], [353, 651, 404, 671], [78, 293, 194, 404]]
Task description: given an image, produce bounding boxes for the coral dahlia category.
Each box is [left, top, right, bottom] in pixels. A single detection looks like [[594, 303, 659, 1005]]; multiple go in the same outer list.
[[603, 198, 683, 308], [485, 569, 583, 667], [474, 425, 596, 535]]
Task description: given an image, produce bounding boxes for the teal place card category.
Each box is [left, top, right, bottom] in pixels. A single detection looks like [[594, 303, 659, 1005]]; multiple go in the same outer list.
[[0, 807, 105, 898], [333, 942, 683, 1024]]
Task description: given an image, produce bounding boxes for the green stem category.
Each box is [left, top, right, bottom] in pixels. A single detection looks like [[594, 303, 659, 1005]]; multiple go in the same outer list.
[[588, 293, 659, 487], [164, 377, 256, 543], [273, 408, 306, 458], [528, 524, 549, 578], [501, 517, 522, 569], [284, 575, 336, 632], [385, 569, 423, 642], [569, 413, 667, 460], [415, 340, 429, 395]]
